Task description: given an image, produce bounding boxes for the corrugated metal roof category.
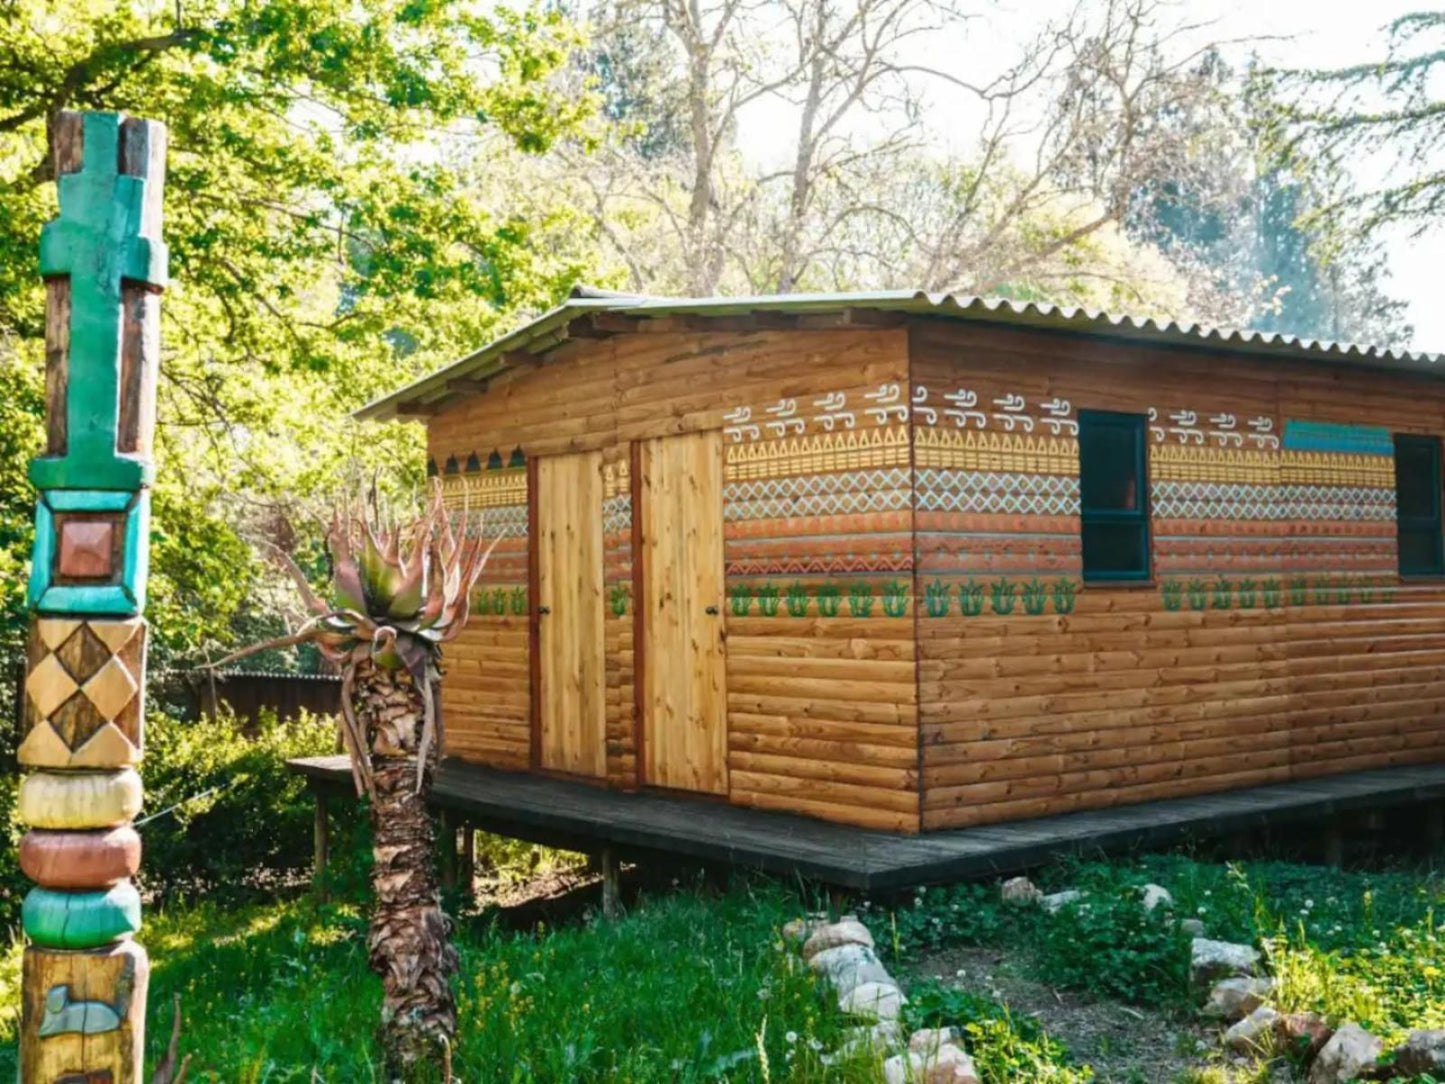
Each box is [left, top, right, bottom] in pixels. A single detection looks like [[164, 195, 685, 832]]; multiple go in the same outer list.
[[355, 290, 1442, 420]]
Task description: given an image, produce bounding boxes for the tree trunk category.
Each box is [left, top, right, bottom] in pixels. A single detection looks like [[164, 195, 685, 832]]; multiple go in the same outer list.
[[354, 659, 457, 1080]]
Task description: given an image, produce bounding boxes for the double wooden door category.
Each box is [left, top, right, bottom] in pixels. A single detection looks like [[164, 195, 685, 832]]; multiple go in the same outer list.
[[532, 432, 727, 793]]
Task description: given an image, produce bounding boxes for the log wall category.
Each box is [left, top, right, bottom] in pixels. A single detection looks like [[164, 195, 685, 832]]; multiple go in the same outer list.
[[428, 324, 922, 831], [911, 320, 1445, 829]]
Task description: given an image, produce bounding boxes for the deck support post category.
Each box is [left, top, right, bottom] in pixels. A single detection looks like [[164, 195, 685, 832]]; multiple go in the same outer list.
[[601, 845, 621, 920], [313, 790, 330, 901], [1324, 818, 1345, 868], [439, 807, 458, 890], [1425, 802, 1444, 852]]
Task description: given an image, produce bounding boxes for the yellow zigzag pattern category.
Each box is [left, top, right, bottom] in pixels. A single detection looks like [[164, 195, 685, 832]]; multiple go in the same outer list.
[[915, 428, 1078, 475], [726, 426, 910, 480]]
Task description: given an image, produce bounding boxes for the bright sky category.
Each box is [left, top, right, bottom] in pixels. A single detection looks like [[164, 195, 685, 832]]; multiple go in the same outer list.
[[737, 0, 1444, 352]]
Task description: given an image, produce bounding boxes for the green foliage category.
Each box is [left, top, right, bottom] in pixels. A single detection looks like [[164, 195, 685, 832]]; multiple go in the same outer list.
[[1030, 892, 1192, 1007], [905, 982, 1092, 1084], [138, 707, 343, 903], [0, 0, 605, 668]]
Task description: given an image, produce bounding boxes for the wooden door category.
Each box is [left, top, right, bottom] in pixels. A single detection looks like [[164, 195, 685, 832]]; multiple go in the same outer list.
[[638, 431, 728, 793], [536, 451, 606, 777]]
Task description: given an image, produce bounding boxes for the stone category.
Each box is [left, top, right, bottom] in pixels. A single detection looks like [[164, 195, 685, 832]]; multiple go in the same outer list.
[[1272, 1012, 1333, 1063], [1190, 937, 1260, 985], [1040, 890, 1084, 914], [909, 1027, 962, 1055], [923, 1044, 980, 1084], [1179, 918, 1207, 937], [1141, 883, 1174, 914], [883, 1052, 924, 1084], [1308, 1023, 1382, 1084], [1205, 976, 1274, 1022], [809, 943, 894, 996], [839, 981, 906, 1022], [782, 915, 823, 947], [1391, 1029, 1445, 1076], [802, 917, 875, 960], [1224, 1006, 1279, 1054], [1001, 876, 1042, 905]]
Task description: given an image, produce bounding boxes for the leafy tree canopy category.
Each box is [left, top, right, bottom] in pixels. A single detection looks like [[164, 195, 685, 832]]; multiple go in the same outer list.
[[0, 0, 602, 667]]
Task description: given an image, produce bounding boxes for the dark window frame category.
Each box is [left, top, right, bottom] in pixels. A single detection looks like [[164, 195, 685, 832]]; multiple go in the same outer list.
[[1078, 408, 1151, 583], [1394, 432, 1445, 578]]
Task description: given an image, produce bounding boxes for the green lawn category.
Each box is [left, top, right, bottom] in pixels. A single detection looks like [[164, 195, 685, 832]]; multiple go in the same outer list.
[[1, 853, 1441, 1081]]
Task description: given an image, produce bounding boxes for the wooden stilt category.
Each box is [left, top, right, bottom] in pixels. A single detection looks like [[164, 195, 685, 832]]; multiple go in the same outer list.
[[18, 110, 167, 1084], [439, 808, 457, 890], [601, 845, 621, 920], [313, 791, 330, 902]]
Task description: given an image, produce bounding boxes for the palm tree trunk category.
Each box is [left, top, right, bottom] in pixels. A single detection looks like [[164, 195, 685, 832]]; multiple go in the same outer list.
[[354, 658, 457, 1079]]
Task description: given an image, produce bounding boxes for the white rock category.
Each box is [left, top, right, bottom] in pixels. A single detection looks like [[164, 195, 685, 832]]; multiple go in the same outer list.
[[1392, 1029, 1445, 1076], [839, 981, 907, 1022], [1141, 883, 1174, 914], [883, 1052, 924, 1084], [1205, 976, 1274, 1022], [922, 1044, 980, 1084], [1179, 918, 1207, 937], [1224, 1005, 1279, 1053], [1040, 890, 1084, 914], [1308, 1023, 1382, 1084], [782, 914, 827, 946], [835, 1020, 904, 1060], [808, 943, 894, 997], [908, 1027, 961, 1055], [1001, 876, 1042, 905], [1190, 937, 1261, 984], [802, 917, 875, 960]]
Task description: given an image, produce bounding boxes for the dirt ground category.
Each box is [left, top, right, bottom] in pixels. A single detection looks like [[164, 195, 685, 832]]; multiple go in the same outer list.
[[908, 945, 1285, 1084]]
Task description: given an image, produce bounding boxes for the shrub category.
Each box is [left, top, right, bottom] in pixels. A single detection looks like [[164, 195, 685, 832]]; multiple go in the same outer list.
[[1029, 891, 1191, 1007], [137, 706, 341, 903]]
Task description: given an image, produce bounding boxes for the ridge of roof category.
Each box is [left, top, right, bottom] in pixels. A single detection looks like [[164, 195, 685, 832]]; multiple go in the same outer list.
[[354, 289, 1441, 421]]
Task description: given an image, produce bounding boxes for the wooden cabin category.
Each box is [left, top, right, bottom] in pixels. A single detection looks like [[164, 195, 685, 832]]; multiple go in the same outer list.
[[357, 289, 1445, 835]]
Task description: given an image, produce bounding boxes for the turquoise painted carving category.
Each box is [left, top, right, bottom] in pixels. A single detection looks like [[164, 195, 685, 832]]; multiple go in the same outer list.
[[1281, 420, 1392, 456], [32, 112, 167, 493], [39, 971, 134, 1037], [27, 489, 149, 615], [22, 881, 142, 949]]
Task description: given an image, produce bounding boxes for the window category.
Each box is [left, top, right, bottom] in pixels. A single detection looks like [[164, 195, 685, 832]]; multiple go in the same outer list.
[[1394, 433, 1444, 576], [1078, 409, 1150, 581]]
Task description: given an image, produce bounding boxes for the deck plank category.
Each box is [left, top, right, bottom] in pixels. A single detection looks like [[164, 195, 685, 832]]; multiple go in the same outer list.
[[287, 756, 1445, 891]]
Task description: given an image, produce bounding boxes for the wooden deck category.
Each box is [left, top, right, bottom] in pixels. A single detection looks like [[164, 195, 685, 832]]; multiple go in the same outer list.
[[289, 756, 1445, 892]]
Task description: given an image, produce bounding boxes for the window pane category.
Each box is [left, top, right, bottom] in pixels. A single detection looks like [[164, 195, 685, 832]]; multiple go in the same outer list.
[[1079, 418, 1140, 511], [1081, 522, 1147, 579], [1399, 527, 1443, 575], [1395, 436, 1440, 519]]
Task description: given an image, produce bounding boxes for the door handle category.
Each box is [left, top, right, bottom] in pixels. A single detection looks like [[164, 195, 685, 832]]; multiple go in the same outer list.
[[538, 606, 551, 616], [705, 605, 719, 615]]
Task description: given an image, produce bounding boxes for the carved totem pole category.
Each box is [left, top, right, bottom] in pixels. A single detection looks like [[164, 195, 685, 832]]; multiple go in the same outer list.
[[15, 110, 166, 1083]]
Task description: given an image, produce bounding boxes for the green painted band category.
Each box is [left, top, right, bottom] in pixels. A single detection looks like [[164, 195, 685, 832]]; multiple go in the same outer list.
[[22, 882, 141, 949], [45, 490, 136, 512]]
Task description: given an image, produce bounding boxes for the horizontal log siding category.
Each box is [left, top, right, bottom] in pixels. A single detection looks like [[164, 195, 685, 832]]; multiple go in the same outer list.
[[430, 326, 921, 830], [912, 320, 1445, 828]]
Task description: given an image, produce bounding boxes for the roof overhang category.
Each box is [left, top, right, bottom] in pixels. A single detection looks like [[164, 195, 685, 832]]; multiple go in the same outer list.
[[354, 290, 1443, 422]]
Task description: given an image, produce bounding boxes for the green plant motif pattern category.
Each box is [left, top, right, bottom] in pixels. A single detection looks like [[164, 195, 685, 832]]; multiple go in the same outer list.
[[608, 583, 629, 617], [1161, 580, 1183, 611], [847, 581, 875, 617], [959, 579, 986, 616], [729, 584, 753, 617], [1021, 578, 1048, 616], [1052, 579, 1078, 614], [989, 577, 1016, 616], [756, 582, 780, 617], [509, 586, 527, 616], [882, 580, 909, 617], [1186, 578, 1208, 611], [924, 579, 951, 617], [1237, 578, 1258, 609], [1211, 576, 1232, 610], [785, 581, 809, 617], [816, 582, 842, 617]]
